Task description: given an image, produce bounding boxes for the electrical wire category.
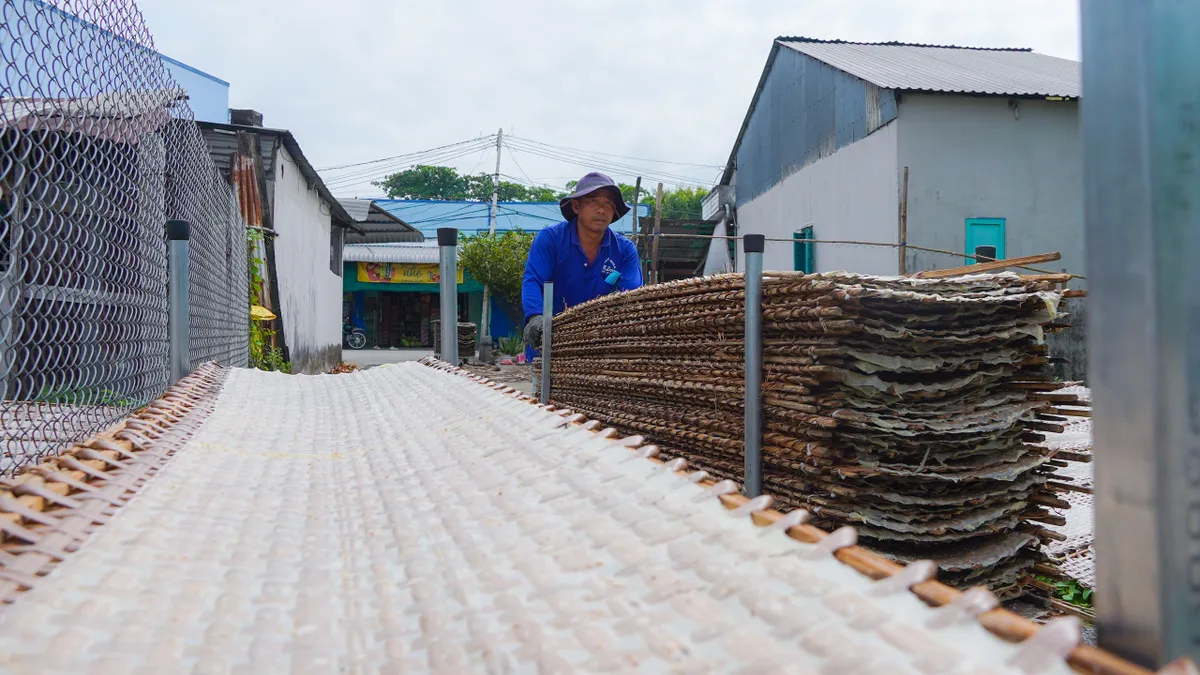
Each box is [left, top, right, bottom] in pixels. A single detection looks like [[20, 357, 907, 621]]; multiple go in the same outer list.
[[323, 140, 496, 181], [503, 147, 563, 193], [324, 143, 496, 191], [317, 135, 496, 171], [505, 139, 713, 187], [505, 141, 704, 185], [505, 136, 715, 183], [507, 134, 726, 169]]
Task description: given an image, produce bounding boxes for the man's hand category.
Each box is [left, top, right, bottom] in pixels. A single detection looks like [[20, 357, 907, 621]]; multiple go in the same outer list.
[[524, 316, 543, 349]]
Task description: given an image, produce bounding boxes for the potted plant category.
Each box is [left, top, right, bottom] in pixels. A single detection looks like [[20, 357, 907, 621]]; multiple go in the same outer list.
[[496, 334, 525, 364]]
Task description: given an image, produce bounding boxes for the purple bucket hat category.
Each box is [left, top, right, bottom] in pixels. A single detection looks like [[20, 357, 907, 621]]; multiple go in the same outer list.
[[559, 172, 631, 223]]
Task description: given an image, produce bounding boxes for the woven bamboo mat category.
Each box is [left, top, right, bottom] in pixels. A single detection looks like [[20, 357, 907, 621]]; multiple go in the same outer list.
[[0, 361, 1140, 674]]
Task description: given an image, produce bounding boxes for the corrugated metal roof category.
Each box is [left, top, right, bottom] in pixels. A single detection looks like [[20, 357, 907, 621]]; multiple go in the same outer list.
[[197, 121, 355, 227], [340, 199, 424, 244], [374, 199, 650, 239], [778, 38, 1080, 97], [343, 241, 440, 264], [338, 198, 373, 222]]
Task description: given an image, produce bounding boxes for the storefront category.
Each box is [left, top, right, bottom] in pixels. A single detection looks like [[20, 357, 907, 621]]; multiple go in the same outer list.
[[342, 245, 483, 349]]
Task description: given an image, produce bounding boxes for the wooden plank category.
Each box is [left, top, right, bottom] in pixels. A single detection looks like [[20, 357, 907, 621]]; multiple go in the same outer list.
[[1048, 480, 1094, 495], [913, 252, 1063, 279], [1051, 407, 1092, 417]]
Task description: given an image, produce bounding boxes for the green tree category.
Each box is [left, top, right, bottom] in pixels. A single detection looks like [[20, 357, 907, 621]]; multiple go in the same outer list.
[[655, 185, 709, 220], [376, 165, 567, 202], [561, 180, 706, 218], [458, 229, 536, 305], [373, 165, 469, 200], [525, 186, 563, 201]]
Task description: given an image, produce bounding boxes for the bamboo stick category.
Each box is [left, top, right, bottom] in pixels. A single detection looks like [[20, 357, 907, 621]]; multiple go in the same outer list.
[[913, 252, 1063, 279], [1050, 407, 1092, 417], [1048, 481, 1094, 495]]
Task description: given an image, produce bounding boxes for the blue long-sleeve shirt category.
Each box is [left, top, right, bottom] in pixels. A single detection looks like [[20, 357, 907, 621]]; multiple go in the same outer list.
[[521, 219, 643, 357]]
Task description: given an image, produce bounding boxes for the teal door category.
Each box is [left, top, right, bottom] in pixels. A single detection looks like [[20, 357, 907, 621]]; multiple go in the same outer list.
[[965, 218, 1006, 264], [793, 226, 814, 273]]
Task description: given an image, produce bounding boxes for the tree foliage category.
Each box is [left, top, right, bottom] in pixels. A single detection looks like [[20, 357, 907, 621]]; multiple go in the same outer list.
[[563, 180, 707, 220], [655, 185, 709, 220], [375, 165, 560, 202], [374, 165, 710, 219], [458, 229, 536, 305]]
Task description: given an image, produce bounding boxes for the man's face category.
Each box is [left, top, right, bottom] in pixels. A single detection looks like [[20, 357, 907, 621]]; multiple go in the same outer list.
[[572, 192, 617, 234]]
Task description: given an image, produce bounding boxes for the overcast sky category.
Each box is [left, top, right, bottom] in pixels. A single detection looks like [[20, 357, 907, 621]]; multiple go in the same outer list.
[[137, 0, 1080, 197]]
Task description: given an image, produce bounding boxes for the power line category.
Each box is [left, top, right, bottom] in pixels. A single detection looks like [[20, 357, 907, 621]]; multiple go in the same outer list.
[[505, 139, 703, 184], [504, 136, 717, 183], [324, 143, 495, 190], [503, 147, 563, 193], [318, 135, 496, 171], [323, 141, 495, 185], [507, 134, 726, 170], [505, 139, 712, 187]]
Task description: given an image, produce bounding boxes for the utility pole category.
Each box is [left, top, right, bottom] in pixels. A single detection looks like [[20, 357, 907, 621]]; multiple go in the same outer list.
[[488, 128, 503, 234], [481, 128, 502, 358], [630, 176, 642, 272], [651, 183, 664, 284]]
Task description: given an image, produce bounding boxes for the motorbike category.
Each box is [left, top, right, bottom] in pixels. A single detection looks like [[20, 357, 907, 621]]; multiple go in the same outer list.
[[343, 322, 367, 350]]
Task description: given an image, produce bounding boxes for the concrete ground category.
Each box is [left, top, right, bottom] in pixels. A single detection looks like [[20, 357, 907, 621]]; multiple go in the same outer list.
[[342, 348, 433, 369]]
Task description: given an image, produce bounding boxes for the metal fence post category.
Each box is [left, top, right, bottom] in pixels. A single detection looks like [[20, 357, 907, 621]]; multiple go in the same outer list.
[[167, 220, 191, 383], [437, 227, 458, 365], [1082, 1, 1200, 667], [540, 282, 553, 404], [743, 234, 765, 497]]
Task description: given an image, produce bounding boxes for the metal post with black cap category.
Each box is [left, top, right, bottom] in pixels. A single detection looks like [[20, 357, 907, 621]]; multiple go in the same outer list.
[[166, 219, 191, 384], [437, 227, 459, 366], [1082, 0, 1200, 666], [743, 233, 765, 497], [540, 282, 553, 404]]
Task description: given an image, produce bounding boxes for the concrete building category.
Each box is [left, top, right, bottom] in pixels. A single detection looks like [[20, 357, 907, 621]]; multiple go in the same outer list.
[[342, 242, 478, 351], [199, 116, 357, 375], [716, 37, 1081, 279], [713, 37, 1085, 377]]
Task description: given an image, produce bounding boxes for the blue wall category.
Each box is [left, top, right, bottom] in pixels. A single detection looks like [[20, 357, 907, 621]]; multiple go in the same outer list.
[[375, 200, 651, 239], [6, 0, 227, 123], [735, 44, 898, 206], [160, 55, 229, 124]]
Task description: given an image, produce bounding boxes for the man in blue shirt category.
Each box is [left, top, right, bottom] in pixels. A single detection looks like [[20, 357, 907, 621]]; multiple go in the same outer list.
[[522, 172, 643, 358]]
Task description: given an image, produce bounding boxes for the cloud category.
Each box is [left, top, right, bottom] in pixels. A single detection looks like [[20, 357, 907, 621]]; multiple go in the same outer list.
[[136, 0, 1079, 195]]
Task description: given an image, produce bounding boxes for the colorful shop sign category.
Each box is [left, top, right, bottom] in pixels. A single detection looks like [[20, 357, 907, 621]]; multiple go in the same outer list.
[[357, 262, 463, 285]]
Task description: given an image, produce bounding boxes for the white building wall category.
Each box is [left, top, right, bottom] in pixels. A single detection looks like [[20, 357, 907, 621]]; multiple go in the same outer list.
[[735, 121, 900, 274], [896, 94, 1083, 280], [272, 145, 342, 374]]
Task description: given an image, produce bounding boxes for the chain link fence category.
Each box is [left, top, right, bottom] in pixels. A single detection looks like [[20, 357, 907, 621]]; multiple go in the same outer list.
[[1, 0, 248, 475]]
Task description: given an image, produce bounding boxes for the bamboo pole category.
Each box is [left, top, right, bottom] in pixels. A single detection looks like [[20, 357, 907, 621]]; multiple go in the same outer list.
[[625, 232, 1085, 279], [651, 183, 664, 283], [899, 166, 909, 275], [914, 252, 1064, 279]]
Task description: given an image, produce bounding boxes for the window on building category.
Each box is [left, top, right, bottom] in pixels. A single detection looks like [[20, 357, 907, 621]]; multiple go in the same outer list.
[[965, 218, 1006, 264], [793, 225, 814, 273], [330, 225, 343, 276]]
